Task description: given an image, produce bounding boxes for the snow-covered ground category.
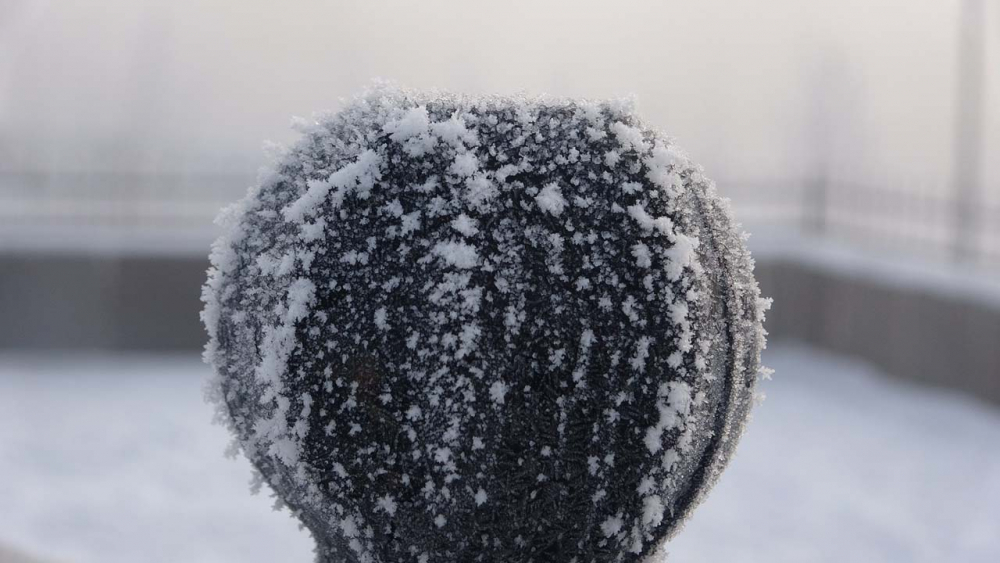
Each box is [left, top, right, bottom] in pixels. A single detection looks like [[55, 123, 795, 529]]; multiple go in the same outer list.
[[0, 343, 997, 563]]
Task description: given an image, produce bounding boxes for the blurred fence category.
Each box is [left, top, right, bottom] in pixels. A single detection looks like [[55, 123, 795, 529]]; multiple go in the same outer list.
[[723, 179, 1000, 268], [1, 171, 998, 267]]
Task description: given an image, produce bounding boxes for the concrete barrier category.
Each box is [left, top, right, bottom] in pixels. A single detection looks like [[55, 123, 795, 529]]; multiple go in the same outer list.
[[0, 253, 207, 352], [758, 258, 1000, 404]]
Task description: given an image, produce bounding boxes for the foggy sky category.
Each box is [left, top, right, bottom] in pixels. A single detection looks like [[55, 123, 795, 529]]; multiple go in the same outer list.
[[1, 0, 997, 198]]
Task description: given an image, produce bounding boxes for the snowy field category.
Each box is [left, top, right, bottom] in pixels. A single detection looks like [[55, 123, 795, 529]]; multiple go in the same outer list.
[[1, 343, 998, 563]]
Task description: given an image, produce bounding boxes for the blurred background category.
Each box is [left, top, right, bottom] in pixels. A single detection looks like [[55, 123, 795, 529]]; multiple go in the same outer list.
[[1, 1, 998, 562]]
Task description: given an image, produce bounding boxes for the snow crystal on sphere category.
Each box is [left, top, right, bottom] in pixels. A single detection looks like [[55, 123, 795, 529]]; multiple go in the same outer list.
[[202, 85, 768, 563], [535, 182, 567, 216]]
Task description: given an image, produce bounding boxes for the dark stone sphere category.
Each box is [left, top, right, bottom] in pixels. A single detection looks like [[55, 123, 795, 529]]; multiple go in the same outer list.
[[202, 87, 767, 563]]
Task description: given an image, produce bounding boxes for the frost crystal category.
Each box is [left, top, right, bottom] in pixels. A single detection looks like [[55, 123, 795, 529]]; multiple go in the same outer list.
[[450, 214, 479, 237], [601, 514, 624, 537], [202, 85, 767, 563], [535, 182, 567, 216], [489, 381, 508, 405], [430, 240, 479, 269]]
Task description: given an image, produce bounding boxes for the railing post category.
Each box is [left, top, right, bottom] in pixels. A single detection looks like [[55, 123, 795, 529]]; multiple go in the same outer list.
[[803, 175, 828, 236], [951, 0, 985, 262]]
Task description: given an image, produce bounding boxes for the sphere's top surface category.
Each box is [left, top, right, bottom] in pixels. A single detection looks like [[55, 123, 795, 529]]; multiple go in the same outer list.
[[203, 86, 767, 563]]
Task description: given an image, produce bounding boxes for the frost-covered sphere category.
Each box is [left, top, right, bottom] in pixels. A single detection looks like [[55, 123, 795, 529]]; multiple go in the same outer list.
[[203, 87, 768, 563]]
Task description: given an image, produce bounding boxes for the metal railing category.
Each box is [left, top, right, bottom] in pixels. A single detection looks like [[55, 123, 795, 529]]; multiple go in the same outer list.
[[1, 171, 998, 267], [723, 178, 1000, 268]]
